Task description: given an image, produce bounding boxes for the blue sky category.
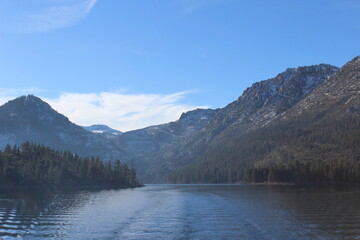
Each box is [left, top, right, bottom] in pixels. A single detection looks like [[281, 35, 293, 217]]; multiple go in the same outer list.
[[0, 0, 359, 131]]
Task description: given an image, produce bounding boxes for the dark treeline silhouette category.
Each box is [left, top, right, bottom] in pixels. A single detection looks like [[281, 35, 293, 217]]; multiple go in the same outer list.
[[168, 116, 360, 184], [0, 142, 141, 188]]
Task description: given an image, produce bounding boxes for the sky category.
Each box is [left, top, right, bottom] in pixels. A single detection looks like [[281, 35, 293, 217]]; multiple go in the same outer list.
[[0, 0, 359, 131]]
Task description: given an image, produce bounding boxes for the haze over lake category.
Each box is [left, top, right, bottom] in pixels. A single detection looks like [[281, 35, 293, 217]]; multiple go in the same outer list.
[[1, 184, 360, 239]]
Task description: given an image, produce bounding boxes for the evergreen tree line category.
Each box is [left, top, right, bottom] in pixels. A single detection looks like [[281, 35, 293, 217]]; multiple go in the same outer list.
[[0, 142, 141, 188], [168, 116, 360, 184]]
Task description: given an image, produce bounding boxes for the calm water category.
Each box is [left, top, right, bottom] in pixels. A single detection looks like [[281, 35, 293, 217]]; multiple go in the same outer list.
[[1, 185, 360, 239]]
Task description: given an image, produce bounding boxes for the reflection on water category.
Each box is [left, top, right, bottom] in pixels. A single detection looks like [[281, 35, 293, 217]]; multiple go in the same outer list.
[[1, 185, 360, 239]]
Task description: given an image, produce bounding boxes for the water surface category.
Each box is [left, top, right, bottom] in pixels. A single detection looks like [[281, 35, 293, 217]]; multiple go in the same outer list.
[[1, 184, 360, 239]]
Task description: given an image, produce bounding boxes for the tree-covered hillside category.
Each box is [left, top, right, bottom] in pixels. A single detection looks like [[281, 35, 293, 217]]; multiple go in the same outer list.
[[168, 56, 360, 184], [168, 117, 360, 184], [0, 142, 141, 188]]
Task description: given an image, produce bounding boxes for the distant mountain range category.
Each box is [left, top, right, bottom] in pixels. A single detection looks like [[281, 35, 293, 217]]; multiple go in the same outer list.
[[83, 124, 122, 137], [0, 56, 359, 184]]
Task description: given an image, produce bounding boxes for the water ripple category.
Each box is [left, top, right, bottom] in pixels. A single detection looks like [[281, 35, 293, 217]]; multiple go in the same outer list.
[[0, 185, 360, 239]]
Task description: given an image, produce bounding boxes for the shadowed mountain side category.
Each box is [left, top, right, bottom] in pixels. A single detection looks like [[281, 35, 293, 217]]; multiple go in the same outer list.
[[168, 56, 360, 184], [0, 59, 349, 183], [0, 95, 132, 162], [152, 64, 338, 182]]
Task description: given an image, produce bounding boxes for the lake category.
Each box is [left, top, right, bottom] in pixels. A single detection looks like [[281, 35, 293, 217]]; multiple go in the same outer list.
[[1, 184, 360, 239]]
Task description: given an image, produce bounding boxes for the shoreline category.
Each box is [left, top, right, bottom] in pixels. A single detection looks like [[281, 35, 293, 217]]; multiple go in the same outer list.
[[0, 184, 144, 191]]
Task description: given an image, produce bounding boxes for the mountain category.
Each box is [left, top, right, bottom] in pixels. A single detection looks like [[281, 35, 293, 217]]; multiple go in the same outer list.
[[0, 95, 217, 182], [168, 56, 360, 184], [201, 64, 338, 138], [115, 108, 218, 182], [0, 95, 129, 162], [280, 56, 360, 120], [0, 57, 355, 184], [158, 64, 338, 181], [119, 63, 337, 183], [83, 124, 122, 138]]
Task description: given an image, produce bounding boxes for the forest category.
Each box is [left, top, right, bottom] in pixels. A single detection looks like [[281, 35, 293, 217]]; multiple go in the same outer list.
[[0, 142, 141, 188], [168, 116, 360, 184]]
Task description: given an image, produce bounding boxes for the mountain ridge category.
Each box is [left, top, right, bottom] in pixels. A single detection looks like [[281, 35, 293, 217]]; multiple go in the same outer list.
[[153, 63, 339, 182], [0, 95, 130, 163], [168, 56, 360, 184], [83, 124, 123, 138], [1, 58, 357, 183]]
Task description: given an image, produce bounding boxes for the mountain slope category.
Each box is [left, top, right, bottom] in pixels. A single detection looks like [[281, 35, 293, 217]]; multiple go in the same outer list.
[[168, 56, 360, 184], [116, 108, 218, 182], [281, 56, 360, 120], [161, 64, 338, 182], [0, 59, 350, 184], [120, 64, 338, 182], [0, 95, 129, 161], [208, 64, 339, 134], [83, 124, 122, 138], [0, 95, 218, 182]]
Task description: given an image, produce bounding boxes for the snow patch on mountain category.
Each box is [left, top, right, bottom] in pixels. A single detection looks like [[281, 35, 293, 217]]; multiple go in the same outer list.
[[83, 124, 122, 136]]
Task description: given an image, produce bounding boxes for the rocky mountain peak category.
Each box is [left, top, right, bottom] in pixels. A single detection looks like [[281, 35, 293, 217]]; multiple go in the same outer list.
[[239, 64, 338, 101], [335, 56, 360, 78], [3, 94, 50, 110], [281, 56, 360, 119], [212, 63, 339, 131], [0, 95, 129, 162], [346, 55, 360, 65], [179, 108, 216, 124], [0, 95, 70, 124]]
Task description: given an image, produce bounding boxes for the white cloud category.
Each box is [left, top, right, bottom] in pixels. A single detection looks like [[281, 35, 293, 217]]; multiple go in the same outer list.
[[0, 89, 208, 132], [0, 0, 97, 32], [43, 91, 208, 132]]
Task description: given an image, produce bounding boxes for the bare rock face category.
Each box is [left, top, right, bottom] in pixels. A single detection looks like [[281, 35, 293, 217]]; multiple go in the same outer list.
[[207, 64, 338, 135], [280, 56, 360, 120]]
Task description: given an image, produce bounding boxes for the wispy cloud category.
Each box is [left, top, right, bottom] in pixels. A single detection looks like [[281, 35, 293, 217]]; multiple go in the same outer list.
[[0, 0, 97, 33], [180, 0, 206, 14], [178, 0, 221, 14], [43, 91, 208, 132], [0, 90, 208, 131]]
